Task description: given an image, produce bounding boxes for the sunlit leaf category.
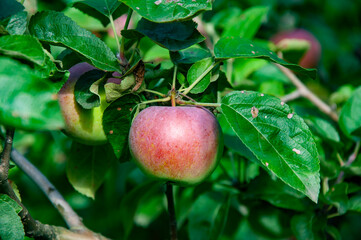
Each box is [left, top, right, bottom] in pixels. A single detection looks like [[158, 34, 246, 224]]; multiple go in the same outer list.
[[221, 91, 320, 202]]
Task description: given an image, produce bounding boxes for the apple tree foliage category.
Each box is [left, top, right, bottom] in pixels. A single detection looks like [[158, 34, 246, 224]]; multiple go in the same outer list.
[[1, 0, 361, 239]]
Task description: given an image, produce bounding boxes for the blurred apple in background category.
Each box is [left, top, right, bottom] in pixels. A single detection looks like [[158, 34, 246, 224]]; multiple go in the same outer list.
[[271, 29, 321, 68]]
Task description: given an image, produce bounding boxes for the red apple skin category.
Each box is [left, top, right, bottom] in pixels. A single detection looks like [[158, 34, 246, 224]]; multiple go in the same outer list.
[[58, 62, 109, 145], [271, 29, 321, 68], [129, 106, 223, 185]]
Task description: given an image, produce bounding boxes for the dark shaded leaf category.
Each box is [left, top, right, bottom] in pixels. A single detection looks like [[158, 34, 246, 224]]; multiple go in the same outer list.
[[0, 0, 24, 20], [135, 18, 205, 51], [69, 0, 127, 27], [102, 94, 140, 159], [74, 69, 106, 109], [170, 45, 212, 65]]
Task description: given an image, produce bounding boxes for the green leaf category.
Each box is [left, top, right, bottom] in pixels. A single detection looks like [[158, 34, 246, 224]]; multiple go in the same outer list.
[[119, 181, 163, 239], [74, 69, 105, 109], [69, 0, 127, 27], [0, 0, 24, 20], [29, 11, 122, 72], [291, 214, 324, 240], [66, 142, 117, 199], [214, 37, 317, 79], [135, 18, 205, 51], [170, 45, 212, 65], [325, 183, 349, 215], [3, 11, 27, 35], [188, 192, 225, 240], [187, 57, 213, 94], [222, 6, 269, 39], [0, 35, 48, 66], [0, 194, 24, 240], [304, 116, 340, 143], [348, 194, 361, 213], [0, 195, 22, 214], [339, 86, 361, 138], [0, 57, 64, 130], [247, 174, 308, 211], [120, 0, 212, 23], [221, 91, 320, 203], [209, 194, 231, 240], [102, 94, 140, 159]]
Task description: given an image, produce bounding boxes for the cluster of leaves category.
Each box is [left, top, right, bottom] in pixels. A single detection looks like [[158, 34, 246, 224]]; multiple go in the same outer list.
[[1, 0, 361, 239]]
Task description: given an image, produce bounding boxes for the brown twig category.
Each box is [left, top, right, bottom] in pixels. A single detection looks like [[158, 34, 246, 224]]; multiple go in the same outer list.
[[11, 149, 85, 230], [275, 64, 339, 122], [166, 182, 178, 240], [0, 127, 14, 184]]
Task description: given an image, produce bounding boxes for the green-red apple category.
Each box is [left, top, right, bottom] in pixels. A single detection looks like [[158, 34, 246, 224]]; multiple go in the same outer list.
[[129, 106, 223, 185], [58, 62, 111, 145]]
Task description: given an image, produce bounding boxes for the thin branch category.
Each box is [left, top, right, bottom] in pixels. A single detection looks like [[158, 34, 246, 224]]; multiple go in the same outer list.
[[11, 149, 85, 230], [281, 90, 302, 103], [0, 127, 14, 184], [166, 182, 177, 240], [275, 64, 339, 122]]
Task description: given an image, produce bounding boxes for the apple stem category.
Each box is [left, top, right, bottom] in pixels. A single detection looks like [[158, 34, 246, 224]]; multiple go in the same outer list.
[[166, 182, 178, 240]]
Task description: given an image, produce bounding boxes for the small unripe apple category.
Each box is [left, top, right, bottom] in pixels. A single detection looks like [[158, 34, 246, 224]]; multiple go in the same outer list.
[[129, 106, 223, 185], [58, 62, 109, 145], [271, 29, 321, 68]]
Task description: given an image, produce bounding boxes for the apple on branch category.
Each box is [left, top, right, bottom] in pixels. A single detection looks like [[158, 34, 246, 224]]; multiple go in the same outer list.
[[129, 106, 223, 185]]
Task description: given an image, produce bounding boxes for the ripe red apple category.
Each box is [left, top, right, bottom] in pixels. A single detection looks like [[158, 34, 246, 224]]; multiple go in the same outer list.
[[271, 29, 321, 68], [58, 62, 109, 145], [129, 106, 223, 185]]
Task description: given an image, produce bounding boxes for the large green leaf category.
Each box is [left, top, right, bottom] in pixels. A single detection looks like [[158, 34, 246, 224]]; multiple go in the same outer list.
[[0, 0, 24, 20], [0, 57, 64, 131], [120, 0, 212, 23], [66, 142, 117, 199], [102, 94, 140, 160], [0, 194, 24, 240], [221, 91, 320, 203], [214, 37, 316, 79], [339, 86, 361, 138], [69, 0, 127, 27], [134, 18, 205, 51], [29, 11, 122, 72]]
